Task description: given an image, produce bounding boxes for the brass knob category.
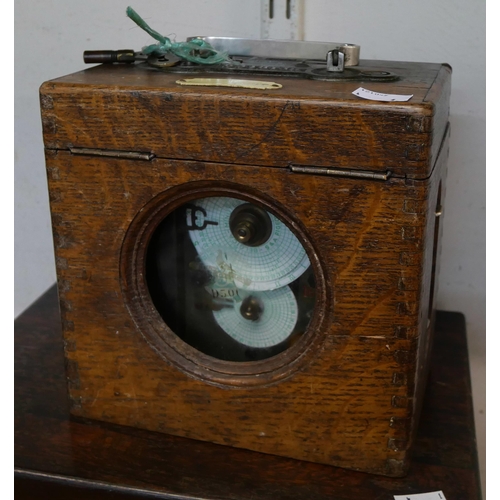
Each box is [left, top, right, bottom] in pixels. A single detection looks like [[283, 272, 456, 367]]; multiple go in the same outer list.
[[233, 219, 256, 244], [240, 296, 264, 321], [229, 203, 272, 247]]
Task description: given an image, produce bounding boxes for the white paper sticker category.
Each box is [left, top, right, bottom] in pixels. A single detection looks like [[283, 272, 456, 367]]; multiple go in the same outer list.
[[394, 491, 446, 500], [352, 87, 413, 102]]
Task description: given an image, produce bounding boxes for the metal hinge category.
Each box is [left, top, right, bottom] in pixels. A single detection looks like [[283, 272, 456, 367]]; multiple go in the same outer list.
[[69, 147, 155, 161], [289, 165, 391, 181]]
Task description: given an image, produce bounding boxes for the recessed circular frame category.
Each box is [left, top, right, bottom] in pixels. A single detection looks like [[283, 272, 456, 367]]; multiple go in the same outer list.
[[120, 180, 331, 388]]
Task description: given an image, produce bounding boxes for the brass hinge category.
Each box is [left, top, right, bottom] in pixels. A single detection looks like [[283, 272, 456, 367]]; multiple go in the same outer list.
[[290, 165, 391, 181], [69, 147, 155, 161]]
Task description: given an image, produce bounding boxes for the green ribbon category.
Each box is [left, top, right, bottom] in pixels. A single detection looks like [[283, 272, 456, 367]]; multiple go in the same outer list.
[[126, 7, 228, 65]]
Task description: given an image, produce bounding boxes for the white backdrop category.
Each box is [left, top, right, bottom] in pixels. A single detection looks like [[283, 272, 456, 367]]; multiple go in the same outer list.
[[14, 0, 485, 491]]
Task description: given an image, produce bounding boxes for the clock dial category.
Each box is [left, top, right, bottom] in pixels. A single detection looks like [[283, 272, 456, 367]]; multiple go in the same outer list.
[[187, 197, 310, 291], [213, 286, 298, 348], [146, 195, 316, 362]]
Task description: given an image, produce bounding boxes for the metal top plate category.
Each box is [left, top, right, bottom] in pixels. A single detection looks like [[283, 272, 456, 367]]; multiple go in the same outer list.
[[187, 37, 360, 66]]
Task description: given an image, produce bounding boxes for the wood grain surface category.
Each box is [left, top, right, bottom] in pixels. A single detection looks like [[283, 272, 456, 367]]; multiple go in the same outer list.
[[40, 59, 451, 476], [40, 60, 451, 178], [14, 288, 482, 500]]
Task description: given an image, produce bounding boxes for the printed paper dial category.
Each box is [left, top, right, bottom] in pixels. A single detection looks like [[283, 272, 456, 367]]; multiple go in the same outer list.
[[187, 197, 310, 291], [213, 286, 299, 348], [146, 195, 316, 362]]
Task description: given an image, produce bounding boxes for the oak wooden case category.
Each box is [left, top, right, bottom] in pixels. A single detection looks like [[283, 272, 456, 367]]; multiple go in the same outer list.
[[40, 59, 451, 476]]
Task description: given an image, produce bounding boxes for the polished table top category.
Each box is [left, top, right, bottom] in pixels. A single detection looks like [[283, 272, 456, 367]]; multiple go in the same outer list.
[[14, 286, 482, 500]]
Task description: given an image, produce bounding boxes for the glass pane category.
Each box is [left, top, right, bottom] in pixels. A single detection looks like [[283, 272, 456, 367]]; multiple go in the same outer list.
[[146, 196, 316, 362]]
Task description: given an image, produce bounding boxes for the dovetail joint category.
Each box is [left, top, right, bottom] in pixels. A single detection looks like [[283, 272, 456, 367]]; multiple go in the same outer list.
[[391, 395, 408, 408], [392, 373, 407, 386], [387, 438, 408, 451]]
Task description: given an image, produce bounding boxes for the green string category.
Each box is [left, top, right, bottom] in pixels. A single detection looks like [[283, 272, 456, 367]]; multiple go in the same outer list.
[[126, 7, 228, 65]]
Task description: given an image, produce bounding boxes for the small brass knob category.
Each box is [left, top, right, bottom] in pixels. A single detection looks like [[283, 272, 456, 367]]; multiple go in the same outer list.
[[240, 296, 264, 321], [233, 219, 256, 244], [229, 203, 272, 247]]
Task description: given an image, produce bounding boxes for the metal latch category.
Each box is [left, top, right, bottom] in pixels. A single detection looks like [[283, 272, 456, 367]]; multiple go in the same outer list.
[[84, 38, 399, 82], [326, 49, 345, 72], [186, 37, 360, 71]]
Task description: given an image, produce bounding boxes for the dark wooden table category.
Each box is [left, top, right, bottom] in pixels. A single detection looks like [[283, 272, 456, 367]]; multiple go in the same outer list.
[[15, 286, 482, 500]]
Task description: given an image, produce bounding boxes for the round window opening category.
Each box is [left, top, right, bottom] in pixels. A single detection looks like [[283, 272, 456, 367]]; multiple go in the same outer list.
[[145, 196, 317, 362]]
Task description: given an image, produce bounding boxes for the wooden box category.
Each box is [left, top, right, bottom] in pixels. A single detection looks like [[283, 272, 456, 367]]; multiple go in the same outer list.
[[40, 53, 451, 476]]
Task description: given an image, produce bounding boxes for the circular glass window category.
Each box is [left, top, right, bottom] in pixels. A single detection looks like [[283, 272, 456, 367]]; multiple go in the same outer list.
[[146, 196, 316, 362]]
